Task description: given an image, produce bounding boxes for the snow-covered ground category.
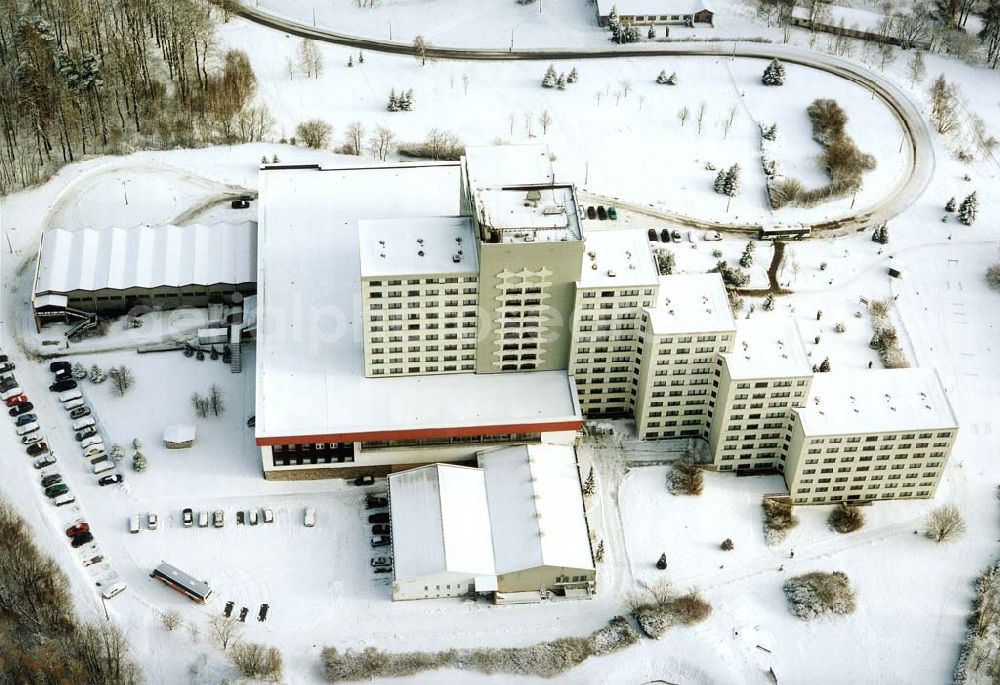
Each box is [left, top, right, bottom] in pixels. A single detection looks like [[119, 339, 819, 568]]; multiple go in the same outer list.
[[2, 0, 1000, 682]]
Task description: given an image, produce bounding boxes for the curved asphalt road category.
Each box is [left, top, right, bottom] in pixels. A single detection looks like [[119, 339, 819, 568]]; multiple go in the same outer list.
[[227, 2, 934, 235]]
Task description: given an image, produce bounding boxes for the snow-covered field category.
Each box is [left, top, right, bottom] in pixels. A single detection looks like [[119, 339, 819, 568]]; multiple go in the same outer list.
[[1, 0, 1000, 682]]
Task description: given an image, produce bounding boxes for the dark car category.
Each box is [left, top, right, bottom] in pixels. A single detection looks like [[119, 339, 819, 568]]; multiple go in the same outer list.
[[0, 376, 18, 392], [75, 427, 97, 441], [231, 199, 250, 209], [373, 566, 392, 574], [15, 413, 38, 427], [660, 228, 671, 242], [586, 206, 597, 220], [368, 512, 390, 524], [365, 496, 388, 510], [353, 475, 375, 486], [182, 508, 194, 527], [371, 524, 390, 535], [608, 206, 618, 220], [70, 532, 94, 548], [49, 361, 71, 373], [45, 483, 69, 498], [0, 362, 15, 373], [597, 205, 608, 220], [49, 379, 77, 392], [53, 368, 72, 380], [648, 228, 658, 242], [371, 535, 391, 548], [69, 406, 91, 420], [26, 442, 48, 457], [41, 474, 63, 488], [371, 556, 392, 567], [66, 523, 90, 537], [0, 355, 7, 363], [98, 474, 124, 486], [9, 402, 33, 417]]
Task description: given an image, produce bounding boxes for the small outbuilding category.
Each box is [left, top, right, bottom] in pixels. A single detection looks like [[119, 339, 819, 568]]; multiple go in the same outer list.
[[163, 424, 196, 449], [595, 0, 715, 27]]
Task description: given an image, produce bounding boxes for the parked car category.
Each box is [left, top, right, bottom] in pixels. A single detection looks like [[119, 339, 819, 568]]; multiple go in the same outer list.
[[262, 508, 274, 524], [146, 513, 158, 530], [53, 368, 72, 381], [0, 362, 16, 373], [596, 205, 608, 220], [45, 483, 69, 498], [83, 555, 104, 567], [49, 379, 77, 392], [70, 532, 94, 548], [66, 523, 90, 537], [1, 386, 24, 402], [69, 406, 91, 420], [101, 580, 126, 599], [703, 231, 723, 241], [92, 460, 113, 475], [15, 413, 38, 427], [21, 433, 44, 445], [75, 427, 97, 441], [231, 199, 250, 209], [660, 228, 671, 242], [59, 389, 83, 403], [80, 435, 104, 449], [82, 447, 105, 460], [353, 475, 375, 486], [49, 361, 71, 373], [53, 493, 76, 507], [608, 206, 618, 220], [4, 394, 28, 407], [41, 474, 63, 488], [371, 535, 391, 548], [8, 401, 33, 417], [371, 556, 392, 567], [248, 509, 259, 525], [365, 496, 388, 510], [213, 510, 225, 528], [98, 474, 124, 486], [198, 511, 209, 527], [0, 355, 7, 363], [182, 508, 194, 527], [371, 524, 390, 535], [71, 416, 95, 431], [303, 507, 316, 527], [671, 229, 682, 242], [129, 515, 140, 534], [368, 512, 390, 524], [373, 566, 392, 574], [63, 398, 85, 411], [648, 228, 659, 242], [26, 442, 48, 457], [16, 422, 40, 436], [586, 205, 597, 220], [33, 455, 56, 469]]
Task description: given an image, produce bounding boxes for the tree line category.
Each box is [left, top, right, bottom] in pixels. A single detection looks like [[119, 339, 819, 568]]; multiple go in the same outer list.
[[0, 0, 269, 194]]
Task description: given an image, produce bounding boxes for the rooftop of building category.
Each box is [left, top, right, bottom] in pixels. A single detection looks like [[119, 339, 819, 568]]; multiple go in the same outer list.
[[795, 367, 958, 436], [643, 272, 735, 335], [358, 216, 478, 278], [723, 316, 812, 379], [463, 144, 554, 191], [595, 0, 713, 15], [255, 162, 581, 442], [475, 186, 583, 244], [578, 228, 660, 288]]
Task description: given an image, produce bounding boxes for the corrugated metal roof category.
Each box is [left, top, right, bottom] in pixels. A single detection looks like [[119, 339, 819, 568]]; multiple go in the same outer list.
[[34, 222, 256, 295]]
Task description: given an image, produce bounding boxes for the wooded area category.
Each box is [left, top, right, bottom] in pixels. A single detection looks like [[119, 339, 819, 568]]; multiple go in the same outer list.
[[0, 0, 267, 194]]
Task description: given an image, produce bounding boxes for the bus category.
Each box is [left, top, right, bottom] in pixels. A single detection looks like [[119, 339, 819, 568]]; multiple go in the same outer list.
[[150, 562, 213, 603]]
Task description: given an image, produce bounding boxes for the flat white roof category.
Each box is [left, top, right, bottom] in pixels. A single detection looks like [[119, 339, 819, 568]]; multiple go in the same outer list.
[[644, 273, 735, 336], [256, 163, 581, 441], [388, 464, 496, 583], [796, 368, 958, 436], [724, 317, 812, 379], [479, 444, 595, 575], [464, 144, 554, 190], [595, 0, 712, 16], [358, 216, 478, 278], [475, 186, 582, 243], [35, 223, 256, 295], [579, 229, 660, 288]]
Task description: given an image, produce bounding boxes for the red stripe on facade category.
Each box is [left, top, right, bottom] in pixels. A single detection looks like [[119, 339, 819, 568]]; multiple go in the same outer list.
[[255, 419, 583, 447]]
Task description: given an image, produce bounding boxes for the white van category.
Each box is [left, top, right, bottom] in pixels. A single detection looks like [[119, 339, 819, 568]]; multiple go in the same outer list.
[[15, 422, 40, 436], [71, 416, 96, 431], [54, 493, 76, 507], [198, 511, 209, 527], [92, 460, 114, 475], [101, 580, 127, 600], [58, 389, 83, 403], [129, 515, 140, 534]]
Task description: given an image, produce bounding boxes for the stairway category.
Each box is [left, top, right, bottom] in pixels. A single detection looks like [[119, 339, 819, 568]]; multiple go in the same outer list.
[[228, 323, 241, 373]]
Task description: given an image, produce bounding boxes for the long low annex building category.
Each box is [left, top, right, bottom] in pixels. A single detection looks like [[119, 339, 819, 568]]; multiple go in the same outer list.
[[388, 444, 596, 602], [32, 222, 257, 329]]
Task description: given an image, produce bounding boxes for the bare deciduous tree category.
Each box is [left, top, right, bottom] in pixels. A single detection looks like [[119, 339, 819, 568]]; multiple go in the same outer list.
[[208, 614, 242, 651], [414, 35, 431, 66], [296, 119, 333, 149], [538, 110, 553, 135], [231, 641, 284, 680], [342, 121, 365, 155], [297, 39, 323, 79], [677, 106, 690, 127], [925, 504, 966, 543], [108, 365, 134, 396], [162, 610, 181, 631], [696, 102, 707, 135], [367, 125, 396, 161]]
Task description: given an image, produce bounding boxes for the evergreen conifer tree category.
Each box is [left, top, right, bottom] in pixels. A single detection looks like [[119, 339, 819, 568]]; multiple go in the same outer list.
[[556, 73, 567, 90], [958, 192, 978, 225], [714, 168, 727, 194], [656, 69, 668, 84], [945, 196, 956, 212], [567, 67, 579, 83], [762, 59, 786, 86], [542, 64, 557, 88], [723, 164, 742, 197]]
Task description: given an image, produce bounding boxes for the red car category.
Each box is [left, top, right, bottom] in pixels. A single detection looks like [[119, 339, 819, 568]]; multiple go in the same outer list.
[[5, 394, 27, 407], [65, 523, 90, 537]]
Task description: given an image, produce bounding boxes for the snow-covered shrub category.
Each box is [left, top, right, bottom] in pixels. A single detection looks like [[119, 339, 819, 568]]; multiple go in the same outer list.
[[131, 452, 147, 473], [89, 364, 106, 383], [828, 503, 864, 533], [987, 263, 1000, 291], [587, 616, 639, 656], [783, 571, 856, 621], [71, 362, 87, 380], [763, 294, 775, 311], [721, 538, 734, 551], [763, 498, 799, 545], [924, 504, 966, 543], [667, 460, 703, 496], [654, 248, 675, 275], [632, 588, 712, 639], [231, 642, 284, 681], [834, 322, 846, 333], [161, 610, 181, 631], [713, 260, 749, 288], [109, 444, 125, 463]]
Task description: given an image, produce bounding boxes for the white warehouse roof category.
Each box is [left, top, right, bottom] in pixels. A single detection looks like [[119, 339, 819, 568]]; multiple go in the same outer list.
[[358, 216, 478, 278], [34, 223, 256, 296], [479, 444, 595, 575], [796, 368, 958, 436], [389, 464, 496, 584]]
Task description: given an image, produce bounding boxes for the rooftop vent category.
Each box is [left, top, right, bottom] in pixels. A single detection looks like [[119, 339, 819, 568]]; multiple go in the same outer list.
[[588, 251, 597, 259], [456, 236, 463, 243], [607, 270, 616, 277], [542, 204, 564, 216], [418, 250, 425, 257], [452, 253, 461, 263], [591, 263, 598, 270]]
